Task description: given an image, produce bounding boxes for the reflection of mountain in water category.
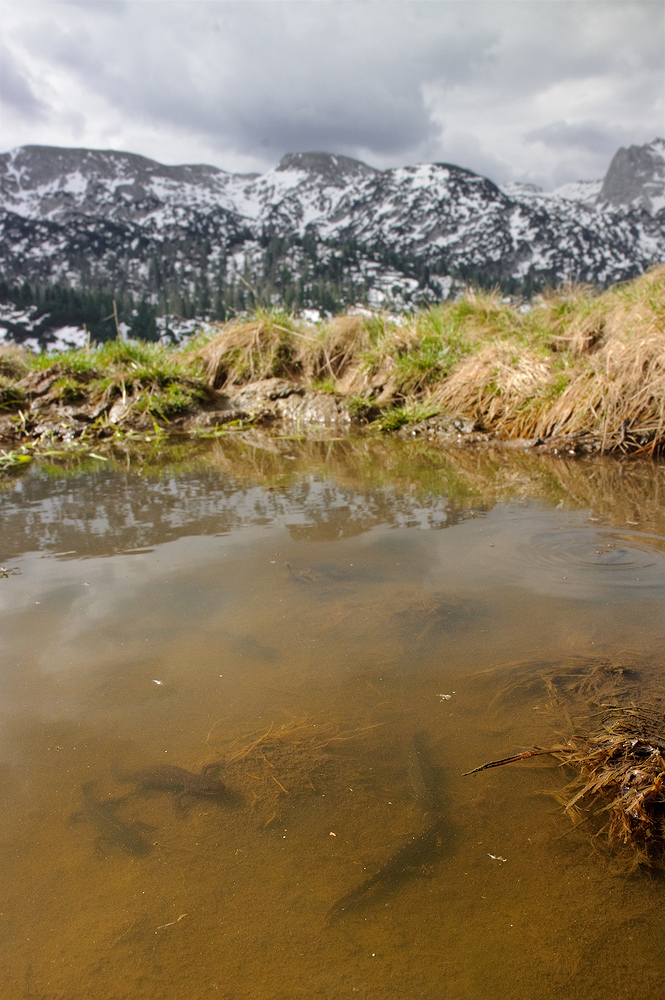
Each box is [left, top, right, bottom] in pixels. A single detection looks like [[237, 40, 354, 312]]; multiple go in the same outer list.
[[1, 467, 472, 559], [5, 433, 665, 560]]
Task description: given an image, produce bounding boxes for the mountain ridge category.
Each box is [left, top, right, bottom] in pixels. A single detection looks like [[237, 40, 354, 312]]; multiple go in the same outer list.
[[1, 138, 664, 332], [5, 138, 663, 215]]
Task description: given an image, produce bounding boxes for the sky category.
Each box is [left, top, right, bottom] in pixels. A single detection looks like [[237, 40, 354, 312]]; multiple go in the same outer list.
[[1, 0, 664, 189]]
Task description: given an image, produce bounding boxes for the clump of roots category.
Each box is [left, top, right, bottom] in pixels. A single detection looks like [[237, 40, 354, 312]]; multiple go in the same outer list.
[[555, 707, 665, 868], [468, 653, 665, 868]]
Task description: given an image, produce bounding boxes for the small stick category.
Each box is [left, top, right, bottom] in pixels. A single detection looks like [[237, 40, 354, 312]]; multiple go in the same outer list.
[[463, 748, 562, 776], [156, 913, 187, 930], [204, 718, 222, 744]]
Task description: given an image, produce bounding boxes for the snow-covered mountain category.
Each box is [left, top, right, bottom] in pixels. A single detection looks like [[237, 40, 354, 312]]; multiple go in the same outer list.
[[1, 138, 664, 317]]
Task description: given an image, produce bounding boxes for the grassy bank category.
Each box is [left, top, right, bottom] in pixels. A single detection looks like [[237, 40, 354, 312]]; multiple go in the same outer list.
[[2, 266, 665, 456]]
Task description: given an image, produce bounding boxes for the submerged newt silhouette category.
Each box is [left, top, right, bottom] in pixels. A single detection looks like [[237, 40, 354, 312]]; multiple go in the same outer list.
[[70, 781, 152, 857], [126, 764, 227, 798], [326, 816, 449, 923], [327, 731, 450, 923]]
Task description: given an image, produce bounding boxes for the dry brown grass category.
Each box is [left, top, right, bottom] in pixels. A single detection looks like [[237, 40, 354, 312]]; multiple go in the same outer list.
[[543, 268, 665, 354], [206, 716, 380, 826], [308, 315, 370, 383], [534, 333, 665, 450], [0, 344, 30, 380], [139, 267, 665, 451], [432, 341, 558, 438], [469, 652, 665, 868], [197, 314, 317, 388], [195, 310, 413, 400], [531, 268, 665, 450], [555, 708, 665, 867], [424, 267, 665, 451], [7, 267, 663, 452]]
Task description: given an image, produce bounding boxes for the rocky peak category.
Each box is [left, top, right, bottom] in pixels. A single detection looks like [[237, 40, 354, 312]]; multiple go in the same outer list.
[[598, 139, 665, 214], [1, 144, 234, 188], [276, 151, 379, 186]]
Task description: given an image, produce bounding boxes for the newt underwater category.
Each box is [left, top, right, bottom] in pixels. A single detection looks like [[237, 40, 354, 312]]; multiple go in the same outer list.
[[327, 731, 450, 923], [71, 781, 152, 857], [126, 764, 227, 798], [326, 815, 448, 923]]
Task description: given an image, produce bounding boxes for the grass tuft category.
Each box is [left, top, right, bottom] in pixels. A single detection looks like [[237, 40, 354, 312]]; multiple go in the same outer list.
[[0, 374, 28, 410], [196, 310, 307, 388]]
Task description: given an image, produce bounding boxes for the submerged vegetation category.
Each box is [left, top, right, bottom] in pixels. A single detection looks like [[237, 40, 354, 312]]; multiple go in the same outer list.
[[559, 707, 665, 867], [2, 266, 665, 456], [468, 654, 665, 870]]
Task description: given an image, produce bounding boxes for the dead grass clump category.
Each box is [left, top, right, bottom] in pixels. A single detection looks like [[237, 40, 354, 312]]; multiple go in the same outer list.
[[433, 341, 561, 438], [551, 304, 606, 356], [187, 271, 665, 449], [535, 331, 665, 451], [541, 265, 665, 356], [306, 315, 370, 385], [540, 282, 604, 356], [197, 313, 314, 388], [555, 708, 665, 866], [424, 268, 665, 450], [469, 653, 665, 868], [211, 717, 377, 825], [327, 313, 413, 401]]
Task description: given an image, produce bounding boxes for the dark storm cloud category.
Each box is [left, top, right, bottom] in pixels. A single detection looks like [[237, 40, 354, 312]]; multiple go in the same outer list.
[[2, 0, 664, 187], [14, 1, 500, 162]]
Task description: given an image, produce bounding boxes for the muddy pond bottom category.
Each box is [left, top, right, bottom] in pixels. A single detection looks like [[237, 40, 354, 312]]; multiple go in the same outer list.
[[1, 438, 665, 1000]]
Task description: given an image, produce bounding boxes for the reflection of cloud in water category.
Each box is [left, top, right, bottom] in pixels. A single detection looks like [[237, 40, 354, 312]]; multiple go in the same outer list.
[[440, 505, 665, 600], [2, 472, 465, 559], [519, 525, 665, 597], [0, 531, 266, 676], [4, 463, 665, 723]]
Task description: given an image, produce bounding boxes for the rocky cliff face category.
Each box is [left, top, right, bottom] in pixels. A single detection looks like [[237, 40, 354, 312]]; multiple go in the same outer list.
[[1, 139, 664, 320], [599, 139, 665, 214]]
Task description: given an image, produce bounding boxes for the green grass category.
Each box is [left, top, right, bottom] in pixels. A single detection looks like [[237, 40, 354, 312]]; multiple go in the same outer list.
[[51, 375, 87, 403], [0, 375, 27, 410], [137, 381, 206, 420], [344, 394, 378, 421], [393, 332, 473, 394], [311, 376, 339, 394], [0, 447, 33, 471], [376, 401, 443, 432], [28, 348, 100, 378]]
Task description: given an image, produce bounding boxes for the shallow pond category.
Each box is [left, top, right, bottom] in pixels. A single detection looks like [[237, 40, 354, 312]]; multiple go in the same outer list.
[[1, 435, 665, 1000]]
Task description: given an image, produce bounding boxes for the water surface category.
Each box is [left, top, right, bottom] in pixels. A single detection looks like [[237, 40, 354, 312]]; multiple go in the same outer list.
[[1, 436, 665, 1000]]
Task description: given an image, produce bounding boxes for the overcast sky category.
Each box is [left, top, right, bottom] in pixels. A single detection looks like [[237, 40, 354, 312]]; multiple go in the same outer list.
[[1, 0, 663, 189]]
